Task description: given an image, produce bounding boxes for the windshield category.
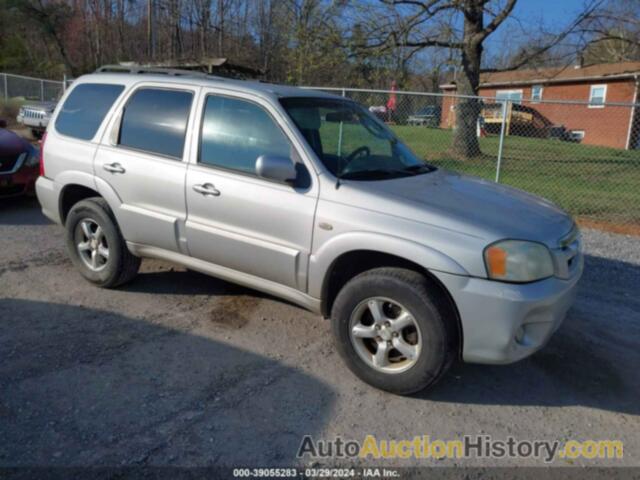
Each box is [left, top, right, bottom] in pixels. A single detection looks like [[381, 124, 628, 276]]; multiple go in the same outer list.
[[417, 107, 438, 115], [280, 97, 435, 180]]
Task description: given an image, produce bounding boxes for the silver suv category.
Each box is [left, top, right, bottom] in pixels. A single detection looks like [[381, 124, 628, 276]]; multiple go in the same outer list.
[[17, 101, 56, 139], [36, 68, 583, 394]]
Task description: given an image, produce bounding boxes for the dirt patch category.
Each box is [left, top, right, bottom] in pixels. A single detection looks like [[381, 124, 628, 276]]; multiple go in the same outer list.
[[209, 295, 258, 329], [0, 248, 69, 277], [577, 217, 640, 237]]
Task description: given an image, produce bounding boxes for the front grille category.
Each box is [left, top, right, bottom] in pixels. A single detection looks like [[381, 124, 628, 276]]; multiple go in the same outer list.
[[552, 225, 582, 279], [0, 154, 19, 173], [22, 109, 46, 119], [559, 225, 579, 248]]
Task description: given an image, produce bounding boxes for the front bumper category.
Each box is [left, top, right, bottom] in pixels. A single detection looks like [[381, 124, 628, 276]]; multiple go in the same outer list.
[[0, 167, 39, 197], [17, 114, 49, 130], [432, 255, 583, 364]]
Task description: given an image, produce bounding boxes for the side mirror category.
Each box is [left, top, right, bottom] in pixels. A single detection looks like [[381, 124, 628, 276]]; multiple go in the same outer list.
[[256, 155, 298, 184]]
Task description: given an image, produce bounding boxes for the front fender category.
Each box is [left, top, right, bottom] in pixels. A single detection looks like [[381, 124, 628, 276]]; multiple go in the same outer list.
[[307, 231, 468, 298]]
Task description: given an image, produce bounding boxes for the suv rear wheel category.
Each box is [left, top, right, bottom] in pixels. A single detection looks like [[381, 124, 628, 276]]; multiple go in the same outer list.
[[65, 197, 140, 288], [331, 267, 456, 394]]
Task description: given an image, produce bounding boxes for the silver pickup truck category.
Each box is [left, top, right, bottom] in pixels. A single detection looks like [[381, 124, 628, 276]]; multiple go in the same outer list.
[[36, 67, 583, 394]]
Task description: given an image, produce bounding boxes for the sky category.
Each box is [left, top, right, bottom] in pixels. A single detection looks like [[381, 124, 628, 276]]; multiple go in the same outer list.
[[484, 0, 595, 63], [510, 0, 591, 24]]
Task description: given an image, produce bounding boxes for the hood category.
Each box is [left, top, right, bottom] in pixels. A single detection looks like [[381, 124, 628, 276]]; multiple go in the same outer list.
[[348, 168, 574, 246], [22, 101, 57, 112]]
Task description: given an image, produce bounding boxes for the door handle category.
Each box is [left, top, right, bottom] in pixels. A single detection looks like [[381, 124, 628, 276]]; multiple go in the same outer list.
[[193, 183, 220, 196], [103, 162, 126, 174]]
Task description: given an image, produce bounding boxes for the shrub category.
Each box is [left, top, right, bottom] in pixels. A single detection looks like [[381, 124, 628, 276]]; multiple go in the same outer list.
[[0, 98, 25, 127]]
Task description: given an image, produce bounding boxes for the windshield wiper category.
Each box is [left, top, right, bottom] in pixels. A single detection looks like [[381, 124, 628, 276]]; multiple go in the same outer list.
[[338, 169, 410, 180], [401, 164, 435, 174]]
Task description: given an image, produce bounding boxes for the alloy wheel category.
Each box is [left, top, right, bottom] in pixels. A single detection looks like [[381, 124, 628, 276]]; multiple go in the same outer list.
[[75, 218, 109, 272], [348, 297, 422, 374]]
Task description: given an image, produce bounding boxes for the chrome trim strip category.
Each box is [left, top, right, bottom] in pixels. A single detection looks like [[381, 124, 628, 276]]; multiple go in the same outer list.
[[0, 154, 25, 175]]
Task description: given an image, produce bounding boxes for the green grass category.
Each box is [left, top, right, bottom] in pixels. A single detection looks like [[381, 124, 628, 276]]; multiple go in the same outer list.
[[391, 126, 640, 225]]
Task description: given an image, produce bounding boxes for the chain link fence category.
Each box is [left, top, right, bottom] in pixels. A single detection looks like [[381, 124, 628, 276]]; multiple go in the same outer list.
[[1, 73, 67, 103], [1, 72, 71, 129], [307, 86, 640, 234], [1, 73, 639, 233]]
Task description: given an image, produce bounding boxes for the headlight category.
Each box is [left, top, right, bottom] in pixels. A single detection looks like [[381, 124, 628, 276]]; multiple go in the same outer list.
[[19, 151, 40, 168], [484, 240, 554, 283]]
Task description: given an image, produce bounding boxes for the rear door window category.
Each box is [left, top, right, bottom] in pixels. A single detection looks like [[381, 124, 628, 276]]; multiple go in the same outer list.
[[119, 88, 193, 159], [55, 83, 124, 140]]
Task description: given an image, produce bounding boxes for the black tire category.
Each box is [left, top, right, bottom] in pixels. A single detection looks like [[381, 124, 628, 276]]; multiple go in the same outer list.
[[65, 197, 140, 288], [331, 267, 457, 395]]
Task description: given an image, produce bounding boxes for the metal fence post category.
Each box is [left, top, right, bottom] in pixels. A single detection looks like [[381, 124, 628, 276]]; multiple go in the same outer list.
[[63, 74, 67, 92], [495, 100, 509, 183], [3, 74, 7, 102], [337, 89, 346, 157]]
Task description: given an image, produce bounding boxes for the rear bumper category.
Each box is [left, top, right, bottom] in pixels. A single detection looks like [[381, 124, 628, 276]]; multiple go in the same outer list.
[[35, 176, 62, 224], [432, 256, 583, 364]]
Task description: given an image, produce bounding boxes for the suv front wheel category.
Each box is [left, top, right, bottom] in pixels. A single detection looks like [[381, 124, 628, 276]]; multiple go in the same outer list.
[[331, 267, 457, 394], [65, 197, 140, 288]]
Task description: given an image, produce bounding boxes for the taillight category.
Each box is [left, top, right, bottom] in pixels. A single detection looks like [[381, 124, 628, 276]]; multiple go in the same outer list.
[[39, 132, 47, 177]]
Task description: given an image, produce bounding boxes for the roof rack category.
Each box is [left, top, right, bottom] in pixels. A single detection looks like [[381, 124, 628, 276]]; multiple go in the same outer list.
[[95, 64, 212, 78]]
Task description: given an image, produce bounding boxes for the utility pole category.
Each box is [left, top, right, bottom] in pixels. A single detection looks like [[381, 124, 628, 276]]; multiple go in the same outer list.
[[147, 0, 156, 60]]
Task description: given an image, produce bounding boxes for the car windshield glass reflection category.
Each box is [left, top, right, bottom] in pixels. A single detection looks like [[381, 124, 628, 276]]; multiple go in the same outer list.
[[280, 97, 435, 180]]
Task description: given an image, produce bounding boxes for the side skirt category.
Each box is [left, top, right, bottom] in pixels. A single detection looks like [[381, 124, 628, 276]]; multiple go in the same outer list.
[[126, 242, 322, 314]]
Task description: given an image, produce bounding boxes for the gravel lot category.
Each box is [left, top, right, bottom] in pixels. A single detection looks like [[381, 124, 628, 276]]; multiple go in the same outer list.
[[1, 197, 639, 469]]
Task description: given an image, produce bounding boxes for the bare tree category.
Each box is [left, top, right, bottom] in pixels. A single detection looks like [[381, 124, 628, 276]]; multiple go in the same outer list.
[[167, 0, 183, 60], [356, 0, 602, 159], [193, 0, 210, 59], [580, 0, 640, 63], [14, 0, 77, 74]]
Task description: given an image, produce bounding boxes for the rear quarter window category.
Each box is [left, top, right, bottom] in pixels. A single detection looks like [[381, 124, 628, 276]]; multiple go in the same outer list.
[[55, 83, 124, 140]]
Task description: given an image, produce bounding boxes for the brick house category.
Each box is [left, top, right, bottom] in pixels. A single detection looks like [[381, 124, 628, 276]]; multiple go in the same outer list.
[[439, 61, 640, 150]]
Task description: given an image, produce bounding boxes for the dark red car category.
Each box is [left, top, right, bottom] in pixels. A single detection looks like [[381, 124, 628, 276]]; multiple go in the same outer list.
[[0, 123, 40, 197]]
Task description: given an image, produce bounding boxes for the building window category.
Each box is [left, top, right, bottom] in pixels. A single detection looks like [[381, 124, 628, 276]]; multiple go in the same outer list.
[[496, 89, 523, 104], [531, 85, 543, 102], [589, 84, 607, 108]]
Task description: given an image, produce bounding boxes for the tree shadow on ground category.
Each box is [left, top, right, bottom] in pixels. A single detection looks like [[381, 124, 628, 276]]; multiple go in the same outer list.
[[0, 299, 335, 467], [121, 267, 260, 297], [0, 197, 50, 226]]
